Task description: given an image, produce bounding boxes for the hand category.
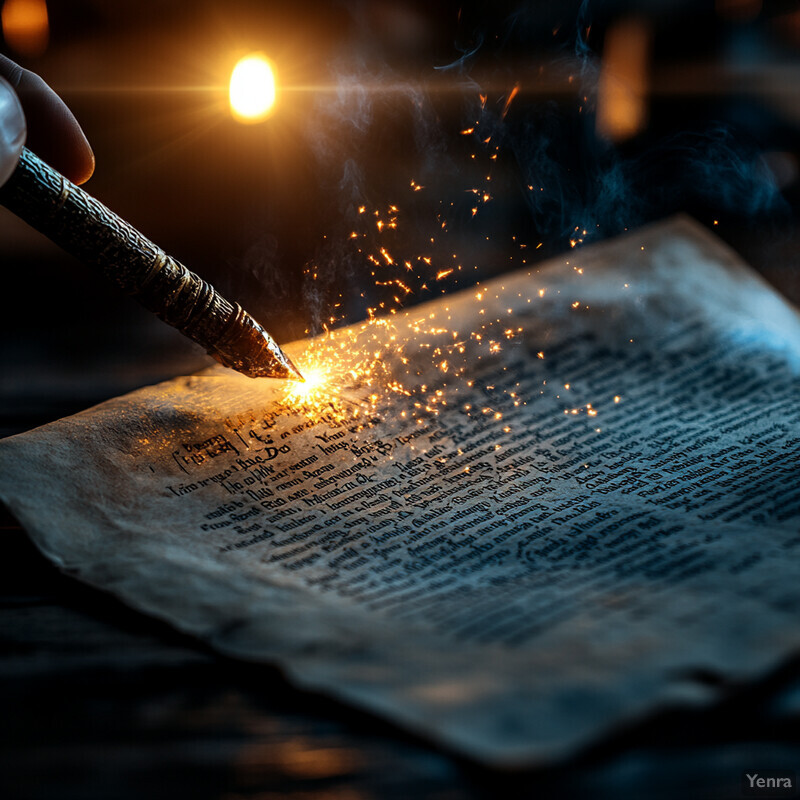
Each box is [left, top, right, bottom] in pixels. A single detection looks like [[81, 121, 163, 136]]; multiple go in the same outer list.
[[0, 54, 94, 189]]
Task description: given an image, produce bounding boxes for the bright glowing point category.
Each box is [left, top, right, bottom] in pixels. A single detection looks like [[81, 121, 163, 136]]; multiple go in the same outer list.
[[229, 54, 276, 123], [285, 365, 329, 406]]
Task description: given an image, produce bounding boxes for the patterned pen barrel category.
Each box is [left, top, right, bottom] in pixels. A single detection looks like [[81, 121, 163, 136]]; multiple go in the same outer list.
[[0, 147, 303, 381]]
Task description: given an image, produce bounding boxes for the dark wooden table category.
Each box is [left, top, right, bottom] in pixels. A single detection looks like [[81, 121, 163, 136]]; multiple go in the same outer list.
[[2, 232, 800, 800]]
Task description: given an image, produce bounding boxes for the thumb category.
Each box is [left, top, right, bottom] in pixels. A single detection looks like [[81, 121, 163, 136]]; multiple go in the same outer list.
[[0, 75, 25, 188]]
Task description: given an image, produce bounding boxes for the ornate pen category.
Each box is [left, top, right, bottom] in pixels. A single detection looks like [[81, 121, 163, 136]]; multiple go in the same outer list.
[[0, 147, 303, 381]]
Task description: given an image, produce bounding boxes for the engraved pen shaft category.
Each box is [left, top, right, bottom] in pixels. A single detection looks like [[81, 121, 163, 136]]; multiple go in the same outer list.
[[0, 147, 303, 381]]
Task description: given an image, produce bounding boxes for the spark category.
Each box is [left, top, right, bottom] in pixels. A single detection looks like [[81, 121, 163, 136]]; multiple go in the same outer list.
[[285, 189, 565, 436], [501, 83, 520, 119]]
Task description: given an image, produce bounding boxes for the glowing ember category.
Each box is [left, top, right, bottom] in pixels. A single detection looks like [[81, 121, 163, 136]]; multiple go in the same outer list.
[[229, 54, 277, 122], [501, 84, 520, 119]]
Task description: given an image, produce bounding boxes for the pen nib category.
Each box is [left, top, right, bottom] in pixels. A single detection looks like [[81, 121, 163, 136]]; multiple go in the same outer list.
[[283, 356, 306, 382], [262, 348, 305, 382], [210, 306, 305, 381]]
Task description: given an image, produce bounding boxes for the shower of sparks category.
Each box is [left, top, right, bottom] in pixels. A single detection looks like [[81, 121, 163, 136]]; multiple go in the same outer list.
[[277, 101, 617, 434]]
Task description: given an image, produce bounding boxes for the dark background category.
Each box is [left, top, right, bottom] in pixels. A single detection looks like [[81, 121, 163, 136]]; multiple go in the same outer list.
[[2, 0, 800, 404], [1, 1, 800, 798]]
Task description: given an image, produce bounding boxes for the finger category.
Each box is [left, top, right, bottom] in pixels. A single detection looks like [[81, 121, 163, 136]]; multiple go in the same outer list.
[[0, 75, 25, 188], [0, 54, 94, 184]]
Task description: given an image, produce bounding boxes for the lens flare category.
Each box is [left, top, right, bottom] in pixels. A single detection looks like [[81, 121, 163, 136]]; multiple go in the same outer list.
[[229, 54, 276, 123]]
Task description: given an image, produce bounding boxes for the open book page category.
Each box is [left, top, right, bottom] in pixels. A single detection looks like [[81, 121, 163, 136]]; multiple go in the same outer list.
[[1, 216, 799, 766]]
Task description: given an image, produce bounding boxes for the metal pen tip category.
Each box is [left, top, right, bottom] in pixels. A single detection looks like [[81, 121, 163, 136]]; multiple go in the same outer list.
[[256, 335, 304, 382], [209, 310, 305, 381], [281, 353, 305, 383], [270, 347, 306, 383]]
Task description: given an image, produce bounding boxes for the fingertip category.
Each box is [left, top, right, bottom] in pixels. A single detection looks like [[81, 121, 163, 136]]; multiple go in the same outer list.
[[2, 60, 94, 185], [70, 130, 94, 185], [74, 157, 95, 185]]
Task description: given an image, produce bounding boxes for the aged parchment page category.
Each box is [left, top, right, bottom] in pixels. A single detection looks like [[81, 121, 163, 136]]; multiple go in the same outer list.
[[1, 216, 799, 766]]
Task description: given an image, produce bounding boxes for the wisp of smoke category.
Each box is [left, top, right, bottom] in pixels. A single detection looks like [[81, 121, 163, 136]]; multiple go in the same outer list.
[[300, 0, 788, 334]]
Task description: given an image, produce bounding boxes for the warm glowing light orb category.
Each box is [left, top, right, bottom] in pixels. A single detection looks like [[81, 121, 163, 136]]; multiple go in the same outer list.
[[229, 54, 276, 123]]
